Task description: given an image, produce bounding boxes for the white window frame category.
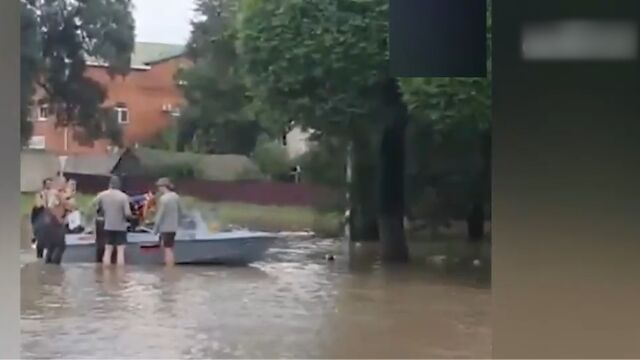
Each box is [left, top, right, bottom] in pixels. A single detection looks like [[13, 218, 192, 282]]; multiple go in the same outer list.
[[115, 105, 129, 124], [28, 135, 46, 149], [170, 107, 181, 118], [37, 104, 49, 121]]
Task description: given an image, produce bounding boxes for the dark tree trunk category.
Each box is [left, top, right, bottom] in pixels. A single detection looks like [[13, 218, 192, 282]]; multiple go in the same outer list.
[[467, 201, 485, 241], [377, 79, 409, 263], [176, 120, 197, 152], [467, 128, 491, 242], [348, 134, 379, 242]]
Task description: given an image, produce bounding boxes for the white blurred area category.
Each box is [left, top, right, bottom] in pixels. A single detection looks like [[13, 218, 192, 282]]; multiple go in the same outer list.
[[522, 20, 638, 60]]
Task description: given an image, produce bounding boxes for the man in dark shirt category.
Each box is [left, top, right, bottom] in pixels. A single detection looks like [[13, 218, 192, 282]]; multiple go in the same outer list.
[[31, 177, 52, 258]]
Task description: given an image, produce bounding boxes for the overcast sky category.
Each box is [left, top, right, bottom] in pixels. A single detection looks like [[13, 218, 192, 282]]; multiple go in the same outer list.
[[133, 0, 196, 44]]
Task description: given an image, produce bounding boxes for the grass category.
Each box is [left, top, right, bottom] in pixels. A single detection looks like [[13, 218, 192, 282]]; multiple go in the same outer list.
[[181, 196, 342, 237], [20, 192, 342, 238]]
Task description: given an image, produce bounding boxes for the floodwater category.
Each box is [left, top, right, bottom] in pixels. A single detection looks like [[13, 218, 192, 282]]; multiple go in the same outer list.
[[21, 238, 491, 359]]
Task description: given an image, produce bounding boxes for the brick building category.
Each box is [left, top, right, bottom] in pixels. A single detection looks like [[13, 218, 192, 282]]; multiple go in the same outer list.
[[27, 42, 191, 155]]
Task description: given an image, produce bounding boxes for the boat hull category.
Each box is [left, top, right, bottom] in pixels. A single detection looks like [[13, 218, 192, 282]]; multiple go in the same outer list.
[[63, 231, 277, 265]]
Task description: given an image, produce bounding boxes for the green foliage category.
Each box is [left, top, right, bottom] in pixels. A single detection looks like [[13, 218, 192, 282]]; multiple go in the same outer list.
[[400, 3, 492, 227], [251, 134, 291, 179], [20, 1, 40, 145], [234, 164, 265, 181], [23, 0, 135, 145], [145, 123, 179, 152], [236, 0, 390, 138], [295, 138, 347, 189], [235, 0, 493, 243], [400, 78, 491, 132], [149, 162, 200, 180], [401, 76, 490, 226], [399, 2, 492, 133], [178, 0, 262, 155]]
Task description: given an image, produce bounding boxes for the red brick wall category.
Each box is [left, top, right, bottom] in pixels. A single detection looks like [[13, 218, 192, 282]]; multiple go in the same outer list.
[[66, 173, 339, 209], [30, 56, 191, 155]]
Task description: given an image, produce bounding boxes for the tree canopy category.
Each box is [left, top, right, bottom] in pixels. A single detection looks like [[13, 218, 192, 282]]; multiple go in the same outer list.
[[176, 0, 261, 155], [20, 1, 41, 144], [21, 0, 136, 145], [236, 0, 390, 138]]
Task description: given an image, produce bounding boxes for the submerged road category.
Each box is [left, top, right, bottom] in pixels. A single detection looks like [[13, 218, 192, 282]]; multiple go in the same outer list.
[[21, 237, 491, 359]]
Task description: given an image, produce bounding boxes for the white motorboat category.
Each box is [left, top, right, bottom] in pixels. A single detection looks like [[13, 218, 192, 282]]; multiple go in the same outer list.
[[63, 211, 278, 265]]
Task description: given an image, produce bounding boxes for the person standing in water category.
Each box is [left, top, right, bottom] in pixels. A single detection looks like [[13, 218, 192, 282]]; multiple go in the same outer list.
[[31, 177, 52, 258], [44, 177, 74, 264], [63, 179, 84, 233], [153, 178, 183, 266], [91, 176, 131, 266]]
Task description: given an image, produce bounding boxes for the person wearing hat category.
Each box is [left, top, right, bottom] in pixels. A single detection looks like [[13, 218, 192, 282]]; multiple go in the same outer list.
[[153, 177, 183, 266], [90, 175, 132, 266]]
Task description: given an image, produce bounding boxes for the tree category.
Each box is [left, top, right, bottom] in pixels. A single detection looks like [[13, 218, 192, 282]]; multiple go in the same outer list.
[[21, 0, 41, 144], [177, 0, 262, 155], [236, 0, 410, 261], [399, 9, 492, 241], [404, 108, 487, 237], [400, 78, 491, 241], [25, 0, 135, 145], [252, 134, 290, 180]]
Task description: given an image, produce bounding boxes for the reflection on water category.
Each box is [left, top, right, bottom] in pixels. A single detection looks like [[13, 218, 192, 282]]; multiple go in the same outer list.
[[21, 238, 491, 359]]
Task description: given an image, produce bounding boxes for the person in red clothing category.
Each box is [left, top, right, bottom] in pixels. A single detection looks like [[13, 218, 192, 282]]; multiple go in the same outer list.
[[143, 192, 156, 220]]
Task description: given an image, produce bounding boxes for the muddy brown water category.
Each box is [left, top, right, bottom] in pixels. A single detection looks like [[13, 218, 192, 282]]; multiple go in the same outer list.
[[21, 238, 491, 359]]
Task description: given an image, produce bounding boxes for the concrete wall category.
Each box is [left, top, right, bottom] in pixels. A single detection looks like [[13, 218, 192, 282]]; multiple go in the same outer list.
[[20, 151, 60, 192]]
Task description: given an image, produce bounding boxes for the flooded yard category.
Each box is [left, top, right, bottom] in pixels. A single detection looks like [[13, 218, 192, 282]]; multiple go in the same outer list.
[[21, 237, 491, 359]]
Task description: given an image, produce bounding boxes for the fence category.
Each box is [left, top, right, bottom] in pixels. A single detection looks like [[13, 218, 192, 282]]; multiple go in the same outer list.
[[65, 172, 338, 208]]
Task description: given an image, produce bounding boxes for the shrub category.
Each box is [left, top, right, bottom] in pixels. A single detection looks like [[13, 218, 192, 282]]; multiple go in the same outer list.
[[151, 162, 200, 180], [252, 134, 291, 180], [294, 140, 347, 189]]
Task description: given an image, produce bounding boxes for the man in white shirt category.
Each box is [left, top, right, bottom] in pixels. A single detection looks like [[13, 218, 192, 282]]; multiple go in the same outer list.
[[91, 176, 132, 266]]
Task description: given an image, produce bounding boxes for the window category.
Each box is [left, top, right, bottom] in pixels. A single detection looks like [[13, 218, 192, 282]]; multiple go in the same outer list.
[[28, 136, 46, 149], [115, 104, 129, 124], [37, 104, 49, 121]]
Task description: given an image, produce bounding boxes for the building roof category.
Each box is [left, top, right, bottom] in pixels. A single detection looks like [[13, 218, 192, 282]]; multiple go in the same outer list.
[[87, 42, 186, 70], [25, 147, 262, 183], [131, 42, 186, 66], [63, 151, 124, 175]]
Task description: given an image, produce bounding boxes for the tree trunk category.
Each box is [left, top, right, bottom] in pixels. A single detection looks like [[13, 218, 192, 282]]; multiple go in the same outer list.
[[377, 79, 409, 262], [467, 201, 485, 241], [467, 128, 491, 242], [378, 119, 409, 262], [348, 135, 379, 242], [176, 120, 197, 152]]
